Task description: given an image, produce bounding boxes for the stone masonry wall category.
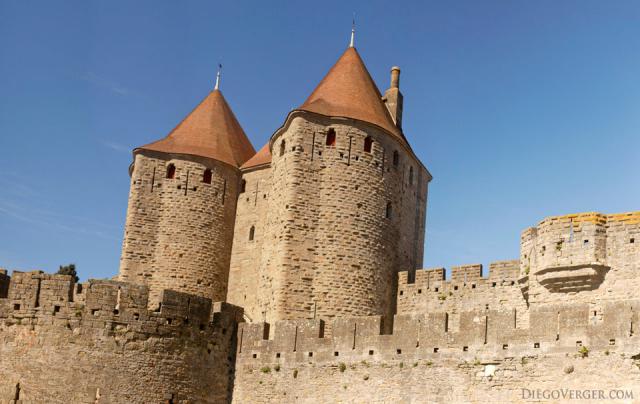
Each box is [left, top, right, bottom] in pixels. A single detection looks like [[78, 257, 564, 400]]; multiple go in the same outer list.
[[397, 261, 530, 327], [227, 164, 272, 322], [233, 351, 640, 403], [254, 112, 429, 324], [119, 151, 241, 306], [0, 271, 242, 404], [233, 303, 640, 403], [522, 212, 640, 308]]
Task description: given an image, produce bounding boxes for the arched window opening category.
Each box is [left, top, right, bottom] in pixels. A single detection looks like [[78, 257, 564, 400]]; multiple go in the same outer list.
[[409, 167, 414, 185], [326, 129, 336, 146], [240, 179, 246, 193], [279, 140, 286, 157], [202, 168, 212, 184], [386, 202, 393, 219], [364, 136, 373, 153], [249, 226, 255, 241], [392, 151, 399, 167], [166, 164, 176, 179]]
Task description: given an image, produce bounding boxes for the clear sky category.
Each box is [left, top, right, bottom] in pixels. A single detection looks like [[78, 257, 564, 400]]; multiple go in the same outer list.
[[1, 1, 638, 281]]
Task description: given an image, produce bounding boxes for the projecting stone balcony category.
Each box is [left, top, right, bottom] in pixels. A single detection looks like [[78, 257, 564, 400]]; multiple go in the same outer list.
[[534, 263, 610, 293]]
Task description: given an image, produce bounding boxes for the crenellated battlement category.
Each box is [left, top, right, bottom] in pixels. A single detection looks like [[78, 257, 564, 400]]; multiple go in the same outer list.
[[0, 270, 243, 403], [0, 270, 243, 338], [237, 300, 640, 366], [397, 260, 526, 316], [398, 261, 521, 287]]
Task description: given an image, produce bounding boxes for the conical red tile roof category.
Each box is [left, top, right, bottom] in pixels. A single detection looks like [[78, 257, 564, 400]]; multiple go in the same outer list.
[[298, 47, 406, 144], [241, 143, 271, 169], [136, 90, 255, 167]]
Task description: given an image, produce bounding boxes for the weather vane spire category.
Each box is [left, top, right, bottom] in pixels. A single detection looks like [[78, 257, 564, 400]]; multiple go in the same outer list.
[[349, 13, 356, 48], [214, 63, 222, 90]]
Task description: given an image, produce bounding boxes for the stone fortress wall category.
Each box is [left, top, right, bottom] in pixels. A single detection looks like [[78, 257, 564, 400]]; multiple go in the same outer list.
[[2, 207, 639, 404], [227, 164, 272, 322], [227, 113, 429, 325], [522, 211, 640, 306], [237, 299, 640, 364], [231, 210, 640, 402], [0, 270, 241, 404], [119, 151, 241, 306], [397, 261, 525, 313], [398, 211, 639, 320], [233, 299, 640, 403]]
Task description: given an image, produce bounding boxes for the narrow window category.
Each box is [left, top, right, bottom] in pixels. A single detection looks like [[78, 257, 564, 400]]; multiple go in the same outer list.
[[240, 179, 246, 193], [409, 167, 414, 185], [166, 163, 176, 179], [279, 140, 286, 157], [202, 168, 212, 184], [249, 226, 255, 241], [393, 150, 399, 166], [326, 128, 336, 146], [385, 202, 393, 219], [364, 136, 373, 153], [444, 313, 449, 332]]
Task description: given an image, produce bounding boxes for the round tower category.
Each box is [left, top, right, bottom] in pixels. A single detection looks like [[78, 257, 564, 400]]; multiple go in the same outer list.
[[258, 46, 431, 323], [118, 84, 255, 306]]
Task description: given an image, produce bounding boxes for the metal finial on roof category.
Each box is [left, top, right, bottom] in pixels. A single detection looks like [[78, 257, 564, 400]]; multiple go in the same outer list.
[[349, 14, 356, 48], [214, 63, 222, 90]]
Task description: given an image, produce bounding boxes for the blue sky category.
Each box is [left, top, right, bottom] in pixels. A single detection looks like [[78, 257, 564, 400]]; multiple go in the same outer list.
[[1, 1, 638, 281]]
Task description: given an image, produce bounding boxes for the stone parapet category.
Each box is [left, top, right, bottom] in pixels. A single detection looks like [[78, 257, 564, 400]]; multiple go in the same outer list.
[[237, 300, 640, 366], [397, 260, 525, 315], [0, 270, 243, 403]]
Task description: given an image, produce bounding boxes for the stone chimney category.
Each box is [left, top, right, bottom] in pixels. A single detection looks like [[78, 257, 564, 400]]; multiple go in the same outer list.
[[383, 66, 403, 129]]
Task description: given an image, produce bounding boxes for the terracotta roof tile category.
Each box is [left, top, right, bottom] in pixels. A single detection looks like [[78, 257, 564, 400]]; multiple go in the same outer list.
[[298, 47, 406, 144], [136, 90, 255, 167], [241, 143, 271, 169]]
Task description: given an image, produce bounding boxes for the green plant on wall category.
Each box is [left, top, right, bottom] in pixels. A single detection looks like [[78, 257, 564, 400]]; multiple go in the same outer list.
[[578, 346, 589, 358]]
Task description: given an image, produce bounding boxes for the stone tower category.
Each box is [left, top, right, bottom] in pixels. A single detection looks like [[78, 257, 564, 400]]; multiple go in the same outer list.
[[119, 86, 255, 306], [227, 45, 431, 323]]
